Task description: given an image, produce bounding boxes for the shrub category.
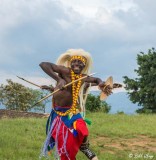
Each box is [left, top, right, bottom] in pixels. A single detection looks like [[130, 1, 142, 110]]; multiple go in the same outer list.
[[85, 94, 111, 113]]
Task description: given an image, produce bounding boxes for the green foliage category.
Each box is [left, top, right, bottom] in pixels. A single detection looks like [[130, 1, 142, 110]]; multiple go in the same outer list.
[[123, 48, 156, 113], [85, 93, 111, 113], [116, 111, 125, 115], [0, 79, 45, 111]]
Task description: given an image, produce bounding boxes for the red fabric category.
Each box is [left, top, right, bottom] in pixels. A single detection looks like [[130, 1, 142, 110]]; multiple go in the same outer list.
[[52, 118, 88, 160]]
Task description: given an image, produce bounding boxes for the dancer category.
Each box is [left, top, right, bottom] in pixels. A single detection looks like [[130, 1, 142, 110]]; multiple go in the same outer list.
[[39, 49, 112, 160]]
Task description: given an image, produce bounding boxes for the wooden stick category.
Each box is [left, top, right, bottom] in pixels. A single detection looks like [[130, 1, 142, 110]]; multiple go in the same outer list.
[[17, 76, 41, 88], [32, 72, 96, 106]]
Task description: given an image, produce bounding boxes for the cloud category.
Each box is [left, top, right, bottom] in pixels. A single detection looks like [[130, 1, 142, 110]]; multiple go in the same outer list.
[[60, 0, 136, 17], [0, 0, 72, 73], [0, 0, 156, 88], [135, 0, 156, 24]]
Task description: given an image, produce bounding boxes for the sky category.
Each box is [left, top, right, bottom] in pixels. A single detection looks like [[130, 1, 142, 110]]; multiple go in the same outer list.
[[0, 0, 156, 91]]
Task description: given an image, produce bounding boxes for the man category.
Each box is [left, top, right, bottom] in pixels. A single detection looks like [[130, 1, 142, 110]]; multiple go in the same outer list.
[[39, 49, 111, 160]]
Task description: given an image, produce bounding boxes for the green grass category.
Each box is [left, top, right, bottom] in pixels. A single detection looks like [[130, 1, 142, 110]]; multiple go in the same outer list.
[[0, 113, 156, 160], [88, 113, 156, 138]]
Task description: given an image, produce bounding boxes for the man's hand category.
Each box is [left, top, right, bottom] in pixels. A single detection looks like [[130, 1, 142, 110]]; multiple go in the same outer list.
[[98, 82, 113, 96], [40, 85, 54, 92], [57, 79, 66, 90]]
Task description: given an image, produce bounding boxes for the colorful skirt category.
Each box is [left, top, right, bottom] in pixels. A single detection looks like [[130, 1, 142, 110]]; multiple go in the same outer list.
[[40, 106, 89, 160]]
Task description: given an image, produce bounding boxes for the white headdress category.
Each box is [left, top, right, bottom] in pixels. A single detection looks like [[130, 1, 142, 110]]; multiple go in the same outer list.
[[56, 49, 93, 117]]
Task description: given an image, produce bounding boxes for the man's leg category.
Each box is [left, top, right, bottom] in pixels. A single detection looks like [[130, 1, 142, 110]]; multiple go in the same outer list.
[[80, 136, 98, 160]]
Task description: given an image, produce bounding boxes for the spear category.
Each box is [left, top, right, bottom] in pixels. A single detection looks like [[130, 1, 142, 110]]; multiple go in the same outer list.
[[17, 76, 41, 88], [32, 72, 96, 107]]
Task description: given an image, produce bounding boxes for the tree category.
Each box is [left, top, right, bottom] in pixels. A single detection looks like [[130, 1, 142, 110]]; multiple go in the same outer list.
[[0, 79, 46, 112], [123, 48, 156, 113], [85, 93, 111, 113]]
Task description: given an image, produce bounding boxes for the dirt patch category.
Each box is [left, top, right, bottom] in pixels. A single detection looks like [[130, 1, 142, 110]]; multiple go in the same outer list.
[[91, 135, 156, 154], [0, 109, 49, 119]]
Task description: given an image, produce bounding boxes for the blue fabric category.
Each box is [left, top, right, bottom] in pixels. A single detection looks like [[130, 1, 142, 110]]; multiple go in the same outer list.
[[46, 107, 82, 134]]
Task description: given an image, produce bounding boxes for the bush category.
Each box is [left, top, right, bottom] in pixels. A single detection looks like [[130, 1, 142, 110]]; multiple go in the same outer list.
[[0, 79, 46, 112], [85, 94, 111, 113], [117, 111, 125, 115]]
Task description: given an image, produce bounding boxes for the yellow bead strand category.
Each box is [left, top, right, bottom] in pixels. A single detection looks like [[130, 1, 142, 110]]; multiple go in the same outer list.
[[54, 70, 82, 116]]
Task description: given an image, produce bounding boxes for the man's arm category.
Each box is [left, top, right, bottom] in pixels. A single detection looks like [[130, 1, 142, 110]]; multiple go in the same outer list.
[[84, 76, 103, 86], [84, 76, 104, 91], [40, 62, 67, 81], [84, 76, 112, 95], [39, 62, 69, 89]]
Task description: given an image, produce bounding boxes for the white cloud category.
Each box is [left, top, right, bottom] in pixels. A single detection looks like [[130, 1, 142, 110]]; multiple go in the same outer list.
[[60, 0, 136, 18], [56, 19, 71, 30], [0, 0, 156, 85], [0, 0, 63, 34]]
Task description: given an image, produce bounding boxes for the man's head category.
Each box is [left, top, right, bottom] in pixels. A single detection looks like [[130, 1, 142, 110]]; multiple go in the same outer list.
[[70, 56, 86, 74], [56, 49, 92, 74]]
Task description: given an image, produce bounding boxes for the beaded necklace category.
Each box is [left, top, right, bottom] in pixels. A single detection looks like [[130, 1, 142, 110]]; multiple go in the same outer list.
[[55, 69, 82, 116]]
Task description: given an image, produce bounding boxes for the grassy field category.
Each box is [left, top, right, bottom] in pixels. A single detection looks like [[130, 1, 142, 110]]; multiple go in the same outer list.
[[0, 113, 156, 160]]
